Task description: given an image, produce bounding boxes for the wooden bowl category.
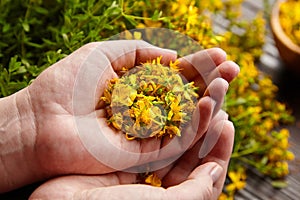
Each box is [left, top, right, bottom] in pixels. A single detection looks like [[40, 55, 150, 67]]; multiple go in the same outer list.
[[270, 0, 300, 72]]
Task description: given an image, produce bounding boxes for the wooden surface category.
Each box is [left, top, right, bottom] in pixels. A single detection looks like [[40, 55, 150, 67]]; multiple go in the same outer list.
[[233, 0, 300, 199], [1, 0, 300, 199]]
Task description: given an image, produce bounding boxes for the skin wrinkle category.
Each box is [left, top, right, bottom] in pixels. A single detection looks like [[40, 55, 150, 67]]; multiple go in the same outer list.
[[25, 92, 40, 173], [21, 90, 41, 182], [13, 93, 22, 150], [27, 87, 45, 175], [0, 150, 11, 191], [28, 87, 42, 171], [93, 52, 116, 111], [0, 95, 22, 191]]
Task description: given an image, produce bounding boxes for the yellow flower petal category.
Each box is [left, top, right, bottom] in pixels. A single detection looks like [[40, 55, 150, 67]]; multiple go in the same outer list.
[[145, 173, 162, 187]]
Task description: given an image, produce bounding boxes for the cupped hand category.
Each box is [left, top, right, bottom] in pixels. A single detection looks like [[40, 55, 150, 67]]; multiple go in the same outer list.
[[9, 40, 238, 191], [29, 110, 234, 200]]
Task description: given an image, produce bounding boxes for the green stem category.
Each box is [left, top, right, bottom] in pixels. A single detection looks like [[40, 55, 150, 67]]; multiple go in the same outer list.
[[237, 156, 259, 168], [231, 148, 258, 158], [76, 1, 105, 30], [120, 0, 166, 21], [231, 143, 271, 158]]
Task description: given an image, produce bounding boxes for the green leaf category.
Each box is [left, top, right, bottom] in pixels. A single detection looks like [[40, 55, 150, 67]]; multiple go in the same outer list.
[[271, 180, 288, 189], [62, 33, 70, 45], [104, 23, 114, 30], [260, 156, 268, 165], [22, 22, 30, 32], [33, 6, 49, 15], [105, 2, 121, 16], [8, 56, 22, 73], [2, 23, 10, 33], [151, 10, 162, 21], [124, 15, 138, 26], [144, 0, 151, 6]]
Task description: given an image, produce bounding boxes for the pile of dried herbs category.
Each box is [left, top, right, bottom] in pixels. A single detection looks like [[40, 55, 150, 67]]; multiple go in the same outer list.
[[101, 58, 198, 140]]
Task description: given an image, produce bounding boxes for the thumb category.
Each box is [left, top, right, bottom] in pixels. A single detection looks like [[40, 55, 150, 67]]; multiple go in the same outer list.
[[73, 162, 223, 200], [165, 162, 223, 200], [94, 40, 178, 71]]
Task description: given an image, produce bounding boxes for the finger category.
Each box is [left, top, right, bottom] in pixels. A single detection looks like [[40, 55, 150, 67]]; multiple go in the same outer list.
[[190, 96, 216, 144], [30, 163, 222, 200], [155, 96, 215, 162], [177, 49, 239, 97], [218, 60, 240, 83], [121, 163, 223, 200], [201, 120, 235, 199], [203, 78, 228, 115], [29, 173, 138, 200], [161, 113, 231, 188], [127, 96, 216, 174], [178, 48, 227, 81], [101, 163, 222, 200], [202, 120, 234, 162], [160, 138, 202, 187], [165, 162, 223, 200], [186, 60, 239, 96], [198, 110, 229, 159], [93, 40, 178, 71]]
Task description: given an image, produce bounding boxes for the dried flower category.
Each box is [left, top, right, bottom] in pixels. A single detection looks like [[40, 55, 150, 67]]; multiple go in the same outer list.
[[279, 0, 300, 46], [101, 57, 198, 140], [144, 173, 162, 187]]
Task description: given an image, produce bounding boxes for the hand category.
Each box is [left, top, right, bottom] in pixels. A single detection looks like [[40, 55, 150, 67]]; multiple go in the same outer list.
[[0, 40, 239, 192], [29, 110, 234, 200]]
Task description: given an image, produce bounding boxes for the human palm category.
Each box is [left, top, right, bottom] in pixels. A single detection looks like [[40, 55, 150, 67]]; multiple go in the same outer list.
[[25, 40, 238, 178], [30, 109, 234, 200]]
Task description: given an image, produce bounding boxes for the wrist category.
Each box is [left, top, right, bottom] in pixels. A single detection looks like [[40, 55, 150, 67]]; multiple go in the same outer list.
[[0, 89, 41, 193]]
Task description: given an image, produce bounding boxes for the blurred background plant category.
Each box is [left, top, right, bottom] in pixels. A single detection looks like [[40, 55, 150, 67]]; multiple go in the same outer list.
[[279, 0, 300, 47], [0, 0, 295, 199]]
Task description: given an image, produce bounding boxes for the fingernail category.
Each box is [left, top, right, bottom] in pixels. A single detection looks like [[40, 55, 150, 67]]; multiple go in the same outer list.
[[210, 165, 223, 183]]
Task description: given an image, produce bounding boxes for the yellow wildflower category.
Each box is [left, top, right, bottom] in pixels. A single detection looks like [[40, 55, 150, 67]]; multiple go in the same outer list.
[[275, 161, 289, 177], [169, 59, 181, 71], [268, 147, 284, 162], [285, 151, 295, 161], [218, 192, 234, 200], [171, 0, 188, 16], [226, 170, 246, 193], [262, 119, 274, 131], [165, 125, 181, 137], [279, 128, 290, 137], [277, 138, 289, 149]]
